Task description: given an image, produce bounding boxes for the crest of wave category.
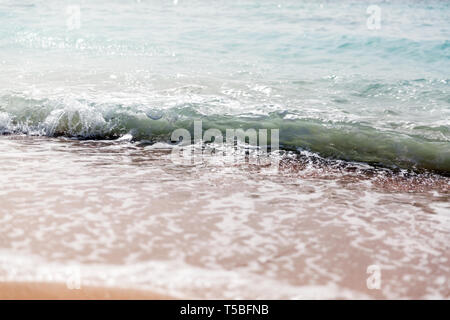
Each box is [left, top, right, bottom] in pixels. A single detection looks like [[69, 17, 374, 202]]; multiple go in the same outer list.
[[0, 112, 12, 134], [44, 98, 107, 138]]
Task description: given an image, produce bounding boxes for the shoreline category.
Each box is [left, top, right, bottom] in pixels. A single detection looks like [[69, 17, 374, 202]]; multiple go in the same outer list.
[[0, 136, 448, 299], [1, 134, 449, 178], [0, 282, 174, 300]]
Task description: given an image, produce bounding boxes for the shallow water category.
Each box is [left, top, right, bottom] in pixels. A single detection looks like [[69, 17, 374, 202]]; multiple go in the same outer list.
[[0, 0, 449, 172], [0, 136, 448, 299], [0, 0, 449, 299]]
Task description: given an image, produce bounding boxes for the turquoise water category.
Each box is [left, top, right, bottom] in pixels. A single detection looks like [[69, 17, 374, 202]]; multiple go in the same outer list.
[[0, 0, 449, 173]]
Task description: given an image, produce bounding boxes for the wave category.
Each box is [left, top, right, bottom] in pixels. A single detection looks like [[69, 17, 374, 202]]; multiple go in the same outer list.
[[0, 95, 449, 175]]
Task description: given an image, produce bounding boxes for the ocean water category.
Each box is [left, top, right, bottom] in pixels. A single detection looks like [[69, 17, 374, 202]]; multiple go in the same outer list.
[[0, 0, 449, 299], [0, 0, 449, 172]]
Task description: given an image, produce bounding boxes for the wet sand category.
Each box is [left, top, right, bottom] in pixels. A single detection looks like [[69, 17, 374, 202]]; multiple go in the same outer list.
[[0, 135, 448, 299], [0, 282, 172, 300]]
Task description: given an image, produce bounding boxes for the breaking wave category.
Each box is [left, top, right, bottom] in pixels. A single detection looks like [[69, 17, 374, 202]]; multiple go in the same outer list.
[[1, 94, 448, 174]]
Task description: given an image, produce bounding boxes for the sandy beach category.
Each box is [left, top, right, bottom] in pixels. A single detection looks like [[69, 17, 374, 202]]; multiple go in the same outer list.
[[0, 282, 172, 300], [0, 136, 448, 299]]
